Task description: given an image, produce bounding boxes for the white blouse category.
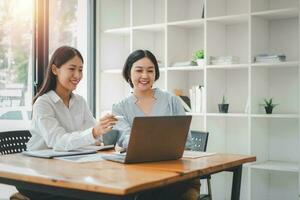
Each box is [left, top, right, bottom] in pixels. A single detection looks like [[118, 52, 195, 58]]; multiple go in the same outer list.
[[27, 90, 97, 151]]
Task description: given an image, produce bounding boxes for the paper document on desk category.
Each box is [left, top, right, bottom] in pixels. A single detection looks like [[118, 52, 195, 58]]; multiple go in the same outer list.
[[55, 153, 106, 163], [183, 151, 216, 159]]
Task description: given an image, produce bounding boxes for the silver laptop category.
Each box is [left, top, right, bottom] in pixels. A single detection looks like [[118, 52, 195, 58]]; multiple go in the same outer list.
[[102, 115, 192, 164]]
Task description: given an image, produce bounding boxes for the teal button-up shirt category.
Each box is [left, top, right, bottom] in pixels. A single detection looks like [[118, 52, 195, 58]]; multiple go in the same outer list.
[[112, 88, 192, 149]]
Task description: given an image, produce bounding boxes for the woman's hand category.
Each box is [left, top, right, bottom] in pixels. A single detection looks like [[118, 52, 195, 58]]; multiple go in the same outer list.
[[92, 114, 118, 138]]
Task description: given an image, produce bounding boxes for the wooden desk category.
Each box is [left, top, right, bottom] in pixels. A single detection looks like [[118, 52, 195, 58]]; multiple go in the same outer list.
[[0, 153, 255, 200]]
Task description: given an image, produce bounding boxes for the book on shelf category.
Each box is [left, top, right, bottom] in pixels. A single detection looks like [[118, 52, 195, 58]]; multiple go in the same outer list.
[[171, 61, 197, 67], [254, 54, 286, 63], [189, 85, 204, 113]]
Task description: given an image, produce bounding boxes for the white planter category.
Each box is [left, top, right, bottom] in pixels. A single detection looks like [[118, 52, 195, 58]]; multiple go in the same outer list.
[[196, 59, 204, 66]]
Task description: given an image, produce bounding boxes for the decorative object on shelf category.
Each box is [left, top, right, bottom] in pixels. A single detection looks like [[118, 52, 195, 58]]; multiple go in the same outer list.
[[254, 54, 286, 63], [218, 95, 229, 113], [193, 50, 204, 66], [260, 98, 278, 114], [174, 89, 191, 112]]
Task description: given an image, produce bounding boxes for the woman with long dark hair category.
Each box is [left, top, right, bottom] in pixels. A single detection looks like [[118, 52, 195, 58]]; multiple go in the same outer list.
[[27, 46, 117, 151], [15, 46, 118, 200]]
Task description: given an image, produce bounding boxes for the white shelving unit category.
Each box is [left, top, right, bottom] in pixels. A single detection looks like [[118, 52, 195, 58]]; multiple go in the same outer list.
[[96, 0, 300, 199]]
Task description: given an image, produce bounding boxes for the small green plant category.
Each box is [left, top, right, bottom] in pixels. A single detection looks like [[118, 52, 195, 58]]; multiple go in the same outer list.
[[260, 98, 278, 114], [193, 49, 204, 61], [261, 98, 278, 108]]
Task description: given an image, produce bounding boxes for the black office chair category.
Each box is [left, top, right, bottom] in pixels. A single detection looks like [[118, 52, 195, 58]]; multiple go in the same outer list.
[[190, 130, 212, 200], [0, 130, 31, 200], [0, 130, 31, 155]]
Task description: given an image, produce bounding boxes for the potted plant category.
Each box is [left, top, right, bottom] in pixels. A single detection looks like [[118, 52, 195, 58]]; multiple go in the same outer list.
[[193, 49, 204, 66], [218, 95, 229, 113], [260, 98, 278, 114]]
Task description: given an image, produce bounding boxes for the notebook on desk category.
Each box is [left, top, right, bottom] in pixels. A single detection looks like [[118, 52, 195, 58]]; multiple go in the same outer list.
[[102, 115, 192, 164], [23, 145, 114, 158]]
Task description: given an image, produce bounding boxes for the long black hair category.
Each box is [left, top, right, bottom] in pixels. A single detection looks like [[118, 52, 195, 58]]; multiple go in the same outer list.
[[122, 50, 160, 88], [32, 46, 83, 104]]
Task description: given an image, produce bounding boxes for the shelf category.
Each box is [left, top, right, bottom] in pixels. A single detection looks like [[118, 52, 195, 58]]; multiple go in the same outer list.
[[167, 19, 205, 28], [251, 8, 299, 20], [248, 160, 299, 173], [101, 69, 122, 74], [186, 112, 204, 117], [251, 61, 299, 68], [103, 27, 131, 35], [251, 114, 299, 119], [206, 113, 248, 117], [167, 66, 204, 71], [207, 14, 249, 25], [98, 2, 300, 199], [133, 24, 165, 32], [206, 63, 249, 69]]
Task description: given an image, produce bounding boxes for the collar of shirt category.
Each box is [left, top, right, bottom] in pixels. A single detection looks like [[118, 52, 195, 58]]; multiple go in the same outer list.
[[47, 90, 77, 108], [129, 88, 161, 104]]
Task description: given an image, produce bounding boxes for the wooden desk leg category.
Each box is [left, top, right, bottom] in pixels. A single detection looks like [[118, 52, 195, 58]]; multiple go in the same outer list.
[[231, 165, 242, 200]]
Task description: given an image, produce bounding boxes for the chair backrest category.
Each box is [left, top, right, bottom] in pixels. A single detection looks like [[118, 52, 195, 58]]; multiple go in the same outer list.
[[190, 131, 209, 152], [0, 130, 31, 155]]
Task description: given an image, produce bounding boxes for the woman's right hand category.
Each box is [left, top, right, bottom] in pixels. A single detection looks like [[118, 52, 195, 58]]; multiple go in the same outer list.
[[92, 114, 117, 138]]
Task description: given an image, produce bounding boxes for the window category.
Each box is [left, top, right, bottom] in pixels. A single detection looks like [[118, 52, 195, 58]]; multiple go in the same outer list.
[[0, 0, 94, 132], [0, 111, 22, 120], [48, 0, 89, 100], [0, 0, 34, 131]]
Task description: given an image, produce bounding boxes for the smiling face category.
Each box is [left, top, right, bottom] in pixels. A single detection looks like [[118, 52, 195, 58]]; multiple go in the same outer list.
[[130, 57, 156, 92], [52, 55, 83, 93]]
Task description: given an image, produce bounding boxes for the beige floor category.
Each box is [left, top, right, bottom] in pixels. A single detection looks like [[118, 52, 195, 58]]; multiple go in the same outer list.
[[0, 184, 17, 200]]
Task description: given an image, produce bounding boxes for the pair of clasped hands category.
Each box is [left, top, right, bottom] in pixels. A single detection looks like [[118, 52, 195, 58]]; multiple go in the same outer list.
[[92, 113, 125, 153]]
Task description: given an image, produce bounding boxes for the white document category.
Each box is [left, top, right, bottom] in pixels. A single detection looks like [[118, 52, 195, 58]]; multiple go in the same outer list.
[[183, 151, 216, 159], [55, 153, 106, 163]]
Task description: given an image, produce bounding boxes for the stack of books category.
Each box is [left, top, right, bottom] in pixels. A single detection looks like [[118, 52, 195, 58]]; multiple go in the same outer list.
[[209, 56, 239, 65], [189, 85, 204, 113], [175, 86, 204, 113], [254, 54, 286, 63], [171, 61, 197, 67]]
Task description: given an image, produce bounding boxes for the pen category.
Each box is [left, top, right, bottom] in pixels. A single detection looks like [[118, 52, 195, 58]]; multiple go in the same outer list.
[[114, 115, 124, 120]]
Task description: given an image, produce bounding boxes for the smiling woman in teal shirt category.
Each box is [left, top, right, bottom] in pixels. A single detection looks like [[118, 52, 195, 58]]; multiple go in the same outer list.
[[112, 49, 199, 200]]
